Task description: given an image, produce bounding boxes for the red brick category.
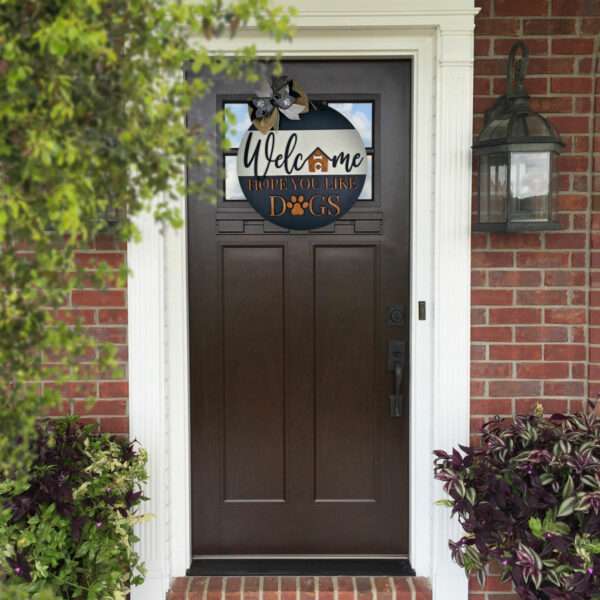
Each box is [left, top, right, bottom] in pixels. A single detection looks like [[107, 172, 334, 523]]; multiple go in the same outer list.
[[558, 194, 588, 211], [206, 577, 224, 600], [558, 156, 589, 173], [544, 270, 586, 286], [72, 290, 126, 307], [471, 398, 513, 414], [472, 252, 514, 268], [490, 233, 541, 249], [545, 308, 585, 324], [544, 381, 585, 396], [516, 326, 568, 342], [99, 381, 129, 398], [552, 0, 600, 16], [582, 17, 600, 33], [472, 270, 487, 287], [516, 398, 569, 414], [472, 308, 487, 325], [474, 77, 491, 95], [523, 17, 576, 34], [528, 57, 575, 74], [496, 0, 548, 16], [98, 309, 128, 324], [189, 578, 209, 600], [551, 116, 590, 133], [489, 380, 542, 397], [490, 345, 542, 360], [471, 362, 513, 378], [517, 362, 569, 378], [472, 290, 513, 305], [489, 308, 541, 324], [472, 344, 487, 360], [475, 38, 491, 57], [99, 416, 128, 434], [552, 38, 595, 55], [471, 327, 512, 343], [475, 18, 521, 35], [530, 96, 572, 113], [489, 270, 541, 287], [516, 290, 568, 305], [545, 232, 586, 248], [517, 252, 569, 268], [471, 380, 485, 396], [472, 232, 488, 249], [475, 59, 508, 76], [544, 344, 586, 360], [494, 38, 548, 56]]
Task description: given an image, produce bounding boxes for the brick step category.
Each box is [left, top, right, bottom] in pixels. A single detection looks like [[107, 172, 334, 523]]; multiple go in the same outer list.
[[167, 576, 431, 600]]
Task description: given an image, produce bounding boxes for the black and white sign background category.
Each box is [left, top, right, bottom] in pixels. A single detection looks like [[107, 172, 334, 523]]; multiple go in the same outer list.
[[237, 106, 367, 230]]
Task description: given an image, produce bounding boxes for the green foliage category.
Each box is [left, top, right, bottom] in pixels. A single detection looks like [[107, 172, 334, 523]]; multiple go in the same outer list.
[[0, 0, 294, 477], [0, 417, 148, 598]]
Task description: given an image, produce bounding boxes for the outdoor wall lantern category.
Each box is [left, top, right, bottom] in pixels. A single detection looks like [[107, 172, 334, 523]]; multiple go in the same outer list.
[[472, 41, 564, 232]]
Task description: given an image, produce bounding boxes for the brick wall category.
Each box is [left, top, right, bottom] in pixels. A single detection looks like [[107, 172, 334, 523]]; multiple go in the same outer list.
[[470, 0, 600, 598], [47, 234, 129, 435]]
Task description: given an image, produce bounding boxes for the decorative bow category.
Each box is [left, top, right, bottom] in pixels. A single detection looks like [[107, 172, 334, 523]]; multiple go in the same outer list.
[[249, 76, 309, 134]]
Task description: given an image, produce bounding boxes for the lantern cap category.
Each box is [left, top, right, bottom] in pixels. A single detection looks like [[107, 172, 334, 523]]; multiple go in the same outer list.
[[473, 41, 565, 153]]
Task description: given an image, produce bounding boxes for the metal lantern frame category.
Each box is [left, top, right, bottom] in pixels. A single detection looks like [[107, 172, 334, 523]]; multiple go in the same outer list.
[[472, 41, 565, 232]]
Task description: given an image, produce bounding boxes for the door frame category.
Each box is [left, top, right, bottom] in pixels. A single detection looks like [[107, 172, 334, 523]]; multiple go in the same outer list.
[[128, 3, 477, 599]]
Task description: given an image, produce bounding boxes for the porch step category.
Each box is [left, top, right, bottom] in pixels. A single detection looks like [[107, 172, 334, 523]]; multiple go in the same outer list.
[[167, 576, 431, 600]]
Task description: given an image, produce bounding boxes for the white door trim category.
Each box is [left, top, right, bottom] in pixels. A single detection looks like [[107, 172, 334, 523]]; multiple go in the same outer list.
[[129, 3, 476, 599]]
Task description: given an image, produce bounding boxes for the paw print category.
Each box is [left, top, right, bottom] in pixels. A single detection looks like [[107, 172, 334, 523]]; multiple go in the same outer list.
[[287, 195, 309, 216]]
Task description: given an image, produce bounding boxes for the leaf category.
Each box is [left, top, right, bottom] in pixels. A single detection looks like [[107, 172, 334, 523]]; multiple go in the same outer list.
[[557, 496, 577, 518]]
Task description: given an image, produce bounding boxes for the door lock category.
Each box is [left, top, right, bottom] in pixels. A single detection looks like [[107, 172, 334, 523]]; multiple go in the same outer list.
[[388, 340, 406, 417]]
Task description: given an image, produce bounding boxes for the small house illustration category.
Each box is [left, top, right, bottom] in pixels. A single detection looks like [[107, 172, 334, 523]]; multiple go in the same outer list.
[[307, 147, 331, 173]]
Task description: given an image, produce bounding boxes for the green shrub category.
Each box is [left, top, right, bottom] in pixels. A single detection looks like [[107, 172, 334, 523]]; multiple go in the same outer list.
[[0, 417, 148, 599]]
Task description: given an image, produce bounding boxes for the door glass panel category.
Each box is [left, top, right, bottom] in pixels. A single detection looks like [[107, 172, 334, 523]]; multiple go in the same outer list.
[[224, 154, 245, 200], [223, 102, 252, 149], [328, 102, 373, 148]]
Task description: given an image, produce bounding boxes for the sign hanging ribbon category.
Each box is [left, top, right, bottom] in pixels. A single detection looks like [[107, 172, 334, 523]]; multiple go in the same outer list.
[[249, 75, 309, 134]]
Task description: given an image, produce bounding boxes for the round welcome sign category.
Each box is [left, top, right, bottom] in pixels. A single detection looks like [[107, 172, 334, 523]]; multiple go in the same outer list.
[[237, 106, 367, 230]]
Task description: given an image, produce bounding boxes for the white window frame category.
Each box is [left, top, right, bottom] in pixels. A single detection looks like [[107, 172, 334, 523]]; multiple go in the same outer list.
[[128, 3, 477, 599]]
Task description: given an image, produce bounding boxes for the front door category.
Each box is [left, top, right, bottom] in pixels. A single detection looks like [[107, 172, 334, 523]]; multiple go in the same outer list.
[[188, 61, 411, 556]]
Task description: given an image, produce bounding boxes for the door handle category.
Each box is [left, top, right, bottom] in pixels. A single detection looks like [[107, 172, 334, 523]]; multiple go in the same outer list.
[[388, 340, 406, 417]]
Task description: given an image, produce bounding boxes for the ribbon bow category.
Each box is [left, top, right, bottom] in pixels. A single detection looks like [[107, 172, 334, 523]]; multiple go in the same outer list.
[[249, 75, 309, 134]]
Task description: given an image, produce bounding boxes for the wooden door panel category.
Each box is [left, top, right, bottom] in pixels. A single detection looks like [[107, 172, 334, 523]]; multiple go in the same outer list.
[[314, 245, 378, 502], [222, 246, 286, 502], [188, 60, 411, 556]]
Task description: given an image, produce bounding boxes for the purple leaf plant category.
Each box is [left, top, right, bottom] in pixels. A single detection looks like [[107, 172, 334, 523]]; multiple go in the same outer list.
[[434, 406, 600, 600]]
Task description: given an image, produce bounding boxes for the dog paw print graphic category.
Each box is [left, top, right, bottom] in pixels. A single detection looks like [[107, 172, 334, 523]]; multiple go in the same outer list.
[[287, 195, 309, 216]]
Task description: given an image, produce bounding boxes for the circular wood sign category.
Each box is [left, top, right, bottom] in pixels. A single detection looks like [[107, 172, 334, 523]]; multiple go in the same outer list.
[[237, 106, 367, 230]]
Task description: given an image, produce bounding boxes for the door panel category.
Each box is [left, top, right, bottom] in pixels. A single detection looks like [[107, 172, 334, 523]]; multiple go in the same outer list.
[[222, 246, 286, 502], [314, 245, 377, 502], [188, 60, 411, 556]]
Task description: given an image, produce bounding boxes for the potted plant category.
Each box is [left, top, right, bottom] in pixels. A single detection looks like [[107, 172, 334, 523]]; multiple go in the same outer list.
[[434, 406, 600, 600], [0, 417, 148, 599]]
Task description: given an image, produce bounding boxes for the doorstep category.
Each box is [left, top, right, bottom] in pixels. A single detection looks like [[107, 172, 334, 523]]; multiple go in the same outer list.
[[167, 576, 431, 600]]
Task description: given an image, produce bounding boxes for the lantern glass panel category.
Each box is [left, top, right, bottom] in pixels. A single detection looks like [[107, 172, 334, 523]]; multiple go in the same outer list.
[[479, 153, 508, 223], [509, 151, 551, 222]]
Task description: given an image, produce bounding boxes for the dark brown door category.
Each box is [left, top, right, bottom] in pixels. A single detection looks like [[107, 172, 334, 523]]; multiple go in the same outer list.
[[188, 61, 411, 556]]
